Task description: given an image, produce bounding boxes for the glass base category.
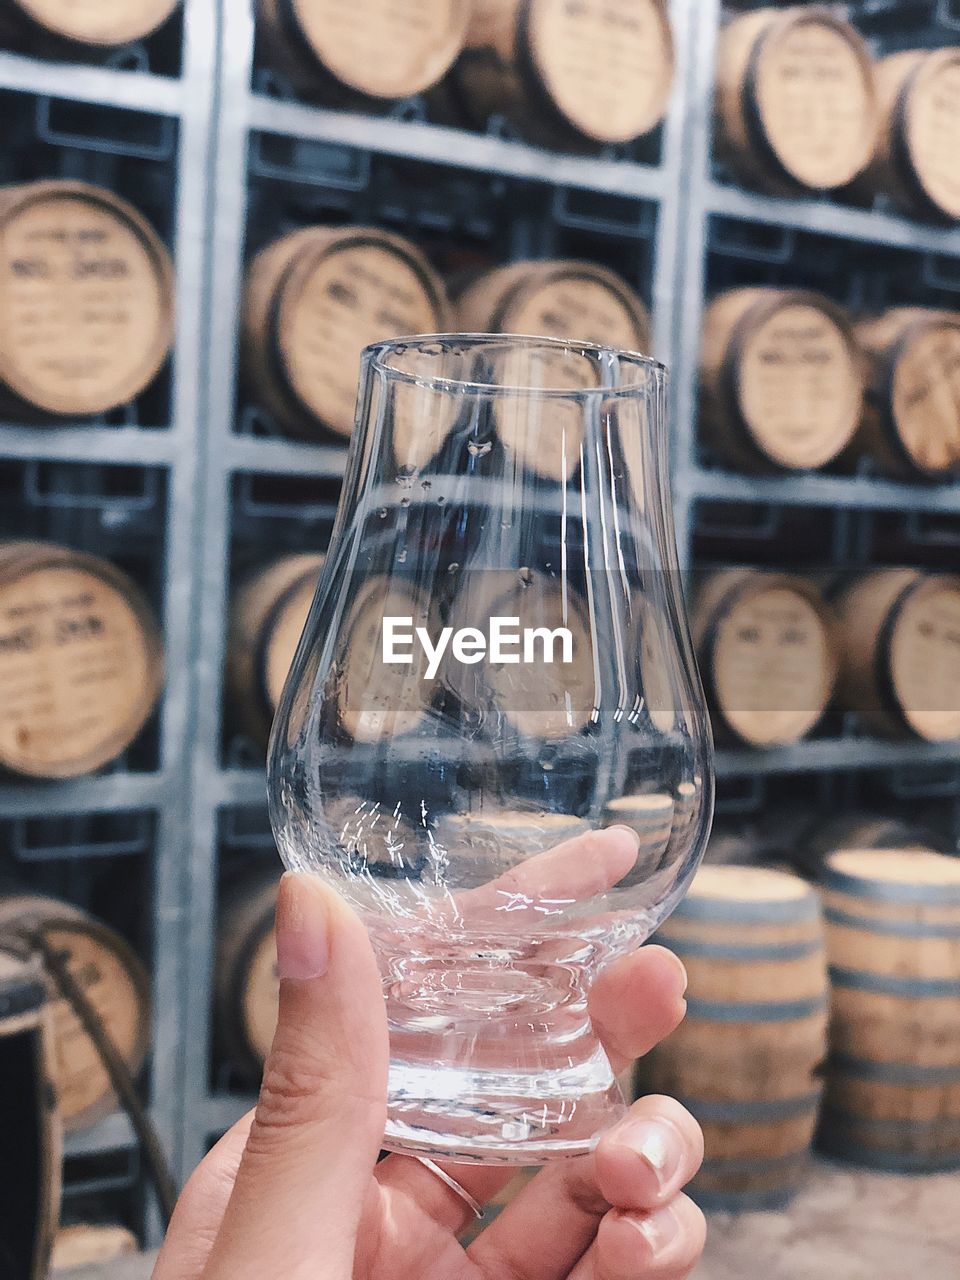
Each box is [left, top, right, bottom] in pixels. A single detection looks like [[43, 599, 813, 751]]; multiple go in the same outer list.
[[378, 944, 628, 1163], [383, 1054, 628, 1163]]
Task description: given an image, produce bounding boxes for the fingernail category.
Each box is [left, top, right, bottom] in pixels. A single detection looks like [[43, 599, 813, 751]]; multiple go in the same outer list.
[[626, 1205, 682, 1258], [607, 824, 642, 850], [619, 1119, 682, 1192], [662, 948, 689, 998], [276, 872, 331, 980]]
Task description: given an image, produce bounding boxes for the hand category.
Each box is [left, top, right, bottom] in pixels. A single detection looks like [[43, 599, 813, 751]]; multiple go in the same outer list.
[[155, 861, 705, 1280]]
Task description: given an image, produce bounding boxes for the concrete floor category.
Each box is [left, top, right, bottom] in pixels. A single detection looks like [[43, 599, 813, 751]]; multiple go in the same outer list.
[[61, 1162, 959, 1279]]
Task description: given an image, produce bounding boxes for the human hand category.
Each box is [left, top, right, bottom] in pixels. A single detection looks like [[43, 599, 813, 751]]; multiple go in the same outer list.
[[154, 859, 705, 1280]]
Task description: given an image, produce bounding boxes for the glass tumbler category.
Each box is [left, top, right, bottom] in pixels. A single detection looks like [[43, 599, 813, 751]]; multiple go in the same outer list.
[[268, 335, 713, 1163]]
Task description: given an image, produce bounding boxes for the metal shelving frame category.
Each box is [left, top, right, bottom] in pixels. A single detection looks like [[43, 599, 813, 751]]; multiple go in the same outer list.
[[0, 0, 217, 1232]]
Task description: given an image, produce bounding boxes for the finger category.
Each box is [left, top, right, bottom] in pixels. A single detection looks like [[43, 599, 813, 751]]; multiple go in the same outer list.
[[466, 1097, 702, 1280], [590, 946, 687, 1074], [200, 873, 388, 1280], [589, 1195, 707, 1280], [152, 1112, 254, 1280], [459, 825, 640, 922], [595, 1096, 704, 1211]]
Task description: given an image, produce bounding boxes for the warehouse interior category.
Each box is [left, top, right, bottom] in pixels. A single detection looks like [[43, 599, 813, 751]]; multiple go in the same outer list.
[[0, 1, 959, 1276]]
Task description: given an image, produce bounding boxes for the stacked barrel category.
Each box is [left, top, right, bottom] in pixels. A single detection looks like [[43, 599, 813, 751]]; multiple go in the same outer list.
[[700, 288, 960, 482], [638, 866, 829, 1210], [818, 850, 960, 1173], [714, 8, 960, 225]]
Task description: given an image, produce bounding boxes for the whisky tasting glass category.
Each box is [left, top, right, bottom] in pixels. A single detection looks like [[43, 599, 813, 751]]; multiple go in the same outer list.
[[268, 335, 713, 1163]]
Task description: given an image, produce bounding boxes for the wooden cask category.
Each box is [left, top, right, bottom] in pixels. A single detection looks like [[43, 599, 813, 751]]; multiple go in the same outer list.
[[242, 226, 450, 442], [715, 8, 878, 194], [227, 554, 325, 748], [0, 897, 150, 1133], [864, 49, 960, 224], [447, 571, 596, 739], [337, 576, 438, 743], [456, 260, 652, 353], [834, 569, 960, 742], [699, 289, 864, 473], [602, 794, 675, 877], [0, 950, 60, 1280], [818, 849, 960, 1171], [215, 872, 280, 1081], [792, 813, 939, 880], [256, 0, 469, 105], [450, 0, 675, 152], [849, 309, 960, 480], [0, 182, 174, 418], [0, 542, 164, 780], [639, 866, 829, 1210], [0, 0, 180, 53], [692, 570, 839, 748]]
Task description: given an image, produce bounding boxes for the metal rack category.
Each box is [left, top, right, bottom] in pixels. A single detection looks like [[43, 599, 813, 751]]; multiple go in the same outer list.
[[0, 0, 216, 1235]]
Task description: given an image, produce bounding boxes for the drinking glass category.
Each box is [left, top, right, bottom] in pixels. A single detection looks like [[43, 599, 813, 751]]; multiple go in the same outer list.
[[268, 334, 713, 1163]]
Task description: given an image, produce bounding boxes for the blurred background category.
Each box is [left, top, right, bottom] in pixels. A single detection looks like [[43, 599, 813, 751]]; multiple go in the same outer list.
[[0, 1, 958, 1276]]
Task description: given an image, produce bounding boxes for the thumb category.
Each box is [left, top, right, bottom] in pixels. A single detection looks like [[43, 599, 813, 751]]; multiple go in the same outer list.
[[202, 872, 388, 1280]]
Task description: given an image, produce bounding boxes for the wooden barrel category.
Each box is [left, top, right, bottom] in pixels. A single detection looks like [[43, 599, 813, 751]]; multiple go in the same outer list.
[[792, 813, 941, 880], [456, 259, 652, 354], [241, 226, 450, 442], [336, 576, 438, 743], [51, 1225, 138, 1272], [0, 542, 164, 780], [638, 865, 829, 1210], [699, 288, 864, 473], [215, 872, 280, 1081], [0, 182, 174, 418], [602, 794, 675, 876], [834, 569, 960, 742], [227, 554, 325, 748], [849, 309, 960, 480], [863, 49, 960, 224], [0, 0, 180, 52], [692, 570, 839, 747], [256, 0, 469, 105], [447, 571, 596, 739], [818, 849, 960, 1172], [0, 949, 60, 1280], [450, 0, 675, 152], [0, 897, 150, 1134], [715, 8, 878, 194]]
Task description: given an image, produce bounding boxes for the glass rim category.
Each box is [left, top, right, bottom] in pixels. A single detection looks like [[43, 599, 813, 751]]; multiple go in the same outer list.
[[364, 332, 668, 397]]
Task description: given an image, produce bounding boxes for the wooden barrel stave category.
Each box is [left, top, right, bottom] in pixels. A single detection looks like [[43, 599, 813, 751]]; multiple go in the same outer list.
[[0, 0, 180, 53], [215, 872, 280, 1080]]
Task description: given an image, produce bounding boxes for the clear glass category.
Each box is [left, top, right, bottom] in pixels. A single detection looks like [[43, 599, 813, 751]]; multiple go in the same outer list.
[[268, 335, 714, 1163]]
